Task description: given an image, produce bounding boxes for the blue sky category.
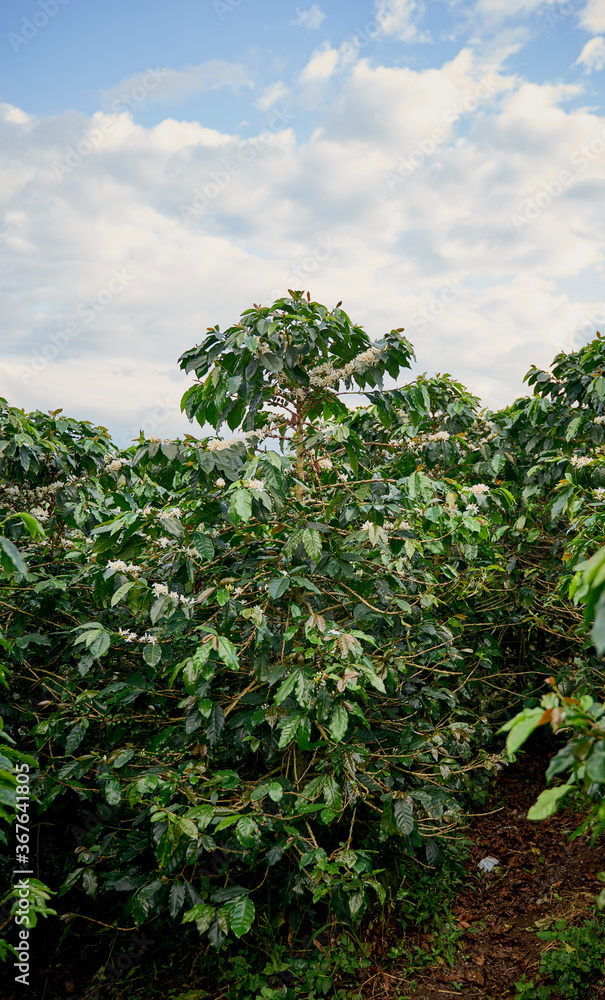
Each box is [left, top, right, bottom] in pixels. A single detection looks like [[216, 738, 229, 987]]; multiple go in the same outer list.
[[1, 0, 605, 443]]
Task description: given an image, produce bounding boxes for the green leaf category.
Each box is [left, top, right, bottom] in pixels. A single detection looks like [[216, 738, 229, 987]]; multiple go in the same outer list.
[[143, 643, 162, 667], [268, 782, 283, 802], [229, 896, 255, 938], [183, 643, 213, 693], [228, 488, 253, 524], [236, 816, 258, 849], [82, 869, 97, 898], [112, 749, 135, 769], [329, 704, 348, 743], [585, 745, 605, 783], [182, 902, 216, 934], [65, 719, 89, 755], [17, 512, 46, 539], [0, 536, 27, 576], [207, 704, 225, 746], [104, 777, 121, 806], [499, 707, 545, 754], [178, 817, 199, 839], [184, 804, 214, 831], [217, 636, 239, 670], [393, 796, 414, 835], [274, 670, 301, 705], [302, 528, 322, 562], [527, 784, 573, 821], [277, 713, 302, 749], [192, 534, 215, 561], [169, 882, 186, 919], [111, 581, 135, 607], [89, 630, 110, 660], [323, 776, 342, 811], [268, 576, 290, 600]]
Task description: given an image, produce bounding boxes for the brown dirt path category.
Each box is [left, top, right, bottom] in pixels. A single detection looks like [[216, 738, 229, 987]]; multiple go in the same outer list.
[[364, 748, 605, 999]]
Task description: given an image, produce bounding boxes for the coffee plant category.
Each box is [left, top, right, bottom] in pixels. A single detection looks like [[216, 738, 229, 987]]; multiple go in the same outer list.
[[1, 294, 604, 995]]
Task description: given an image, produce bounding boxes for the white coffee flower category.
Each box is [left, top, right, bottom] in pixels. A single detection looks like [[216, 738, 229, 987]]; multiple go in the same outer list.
[[118, 628, 137, 642], [108, 560, 128, 572], [159, 507, 183, 519], [215, 478, 226, 487], [151, 583, 169, 597], [317, 457, 333, 470], [427, 431, 450, 442], [570, 455, 592, 468], [470, 483, 489, 495], [244, 479, 264, 491]]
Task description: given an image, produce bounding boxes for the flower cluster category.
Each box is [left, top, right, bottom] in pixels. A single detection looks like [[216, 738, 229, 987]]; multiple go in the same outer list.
[[207, 431, 258, 452], [570, 455, 593, 469], [594, 416, 605, 425], [317, 457, 333, 470], [244, 479, 264, 491], [469, 483, 490, 495], [2, 480, 65, 503], [215, 478, 226, 488], [594, 488, 605, 499], [465, 502, 479, 515], [107, 560, 144, 575], [30, 506, 49, 524], [151, 582, 196, 606], [117, 628, 158, 644], [158, 507, 183, 520], [427, 431, 450, 442], [309, 345, 383, 388]]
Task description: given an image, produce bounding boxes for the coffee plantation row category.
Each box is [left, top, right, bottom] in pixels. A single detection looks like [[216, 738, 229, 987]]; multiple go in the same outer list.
[[1, 292, 605, 997]]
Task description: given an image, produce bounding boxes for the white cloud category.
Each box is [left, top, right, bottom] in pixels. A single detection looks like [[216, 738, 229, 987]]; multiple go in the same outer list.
[[299, 44, 340, 84], [292, 5, 326, 29], [100, 61, 251, 111], [581, 0, 605, 33], [254, 81, 291, 111], [375, 0, 431, 43], [577, 36, 605, 73], [2, 54, 605, 442]]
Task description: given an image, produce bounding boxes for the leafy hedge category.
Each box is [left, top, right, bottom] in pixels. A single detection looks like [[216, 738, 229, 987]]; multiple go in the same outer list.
[[1, 294, 604, 992]]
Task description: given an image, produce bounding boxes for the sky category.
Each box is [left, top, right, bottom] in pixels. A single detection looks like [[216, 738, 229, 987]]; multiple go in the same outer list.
[[1, 0, 605, 445]]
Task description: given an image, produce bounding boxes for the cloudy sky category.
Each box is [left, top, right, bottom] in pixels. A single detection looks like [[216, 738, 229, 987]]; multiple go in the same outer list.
[[1, 0, 605, 445]]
